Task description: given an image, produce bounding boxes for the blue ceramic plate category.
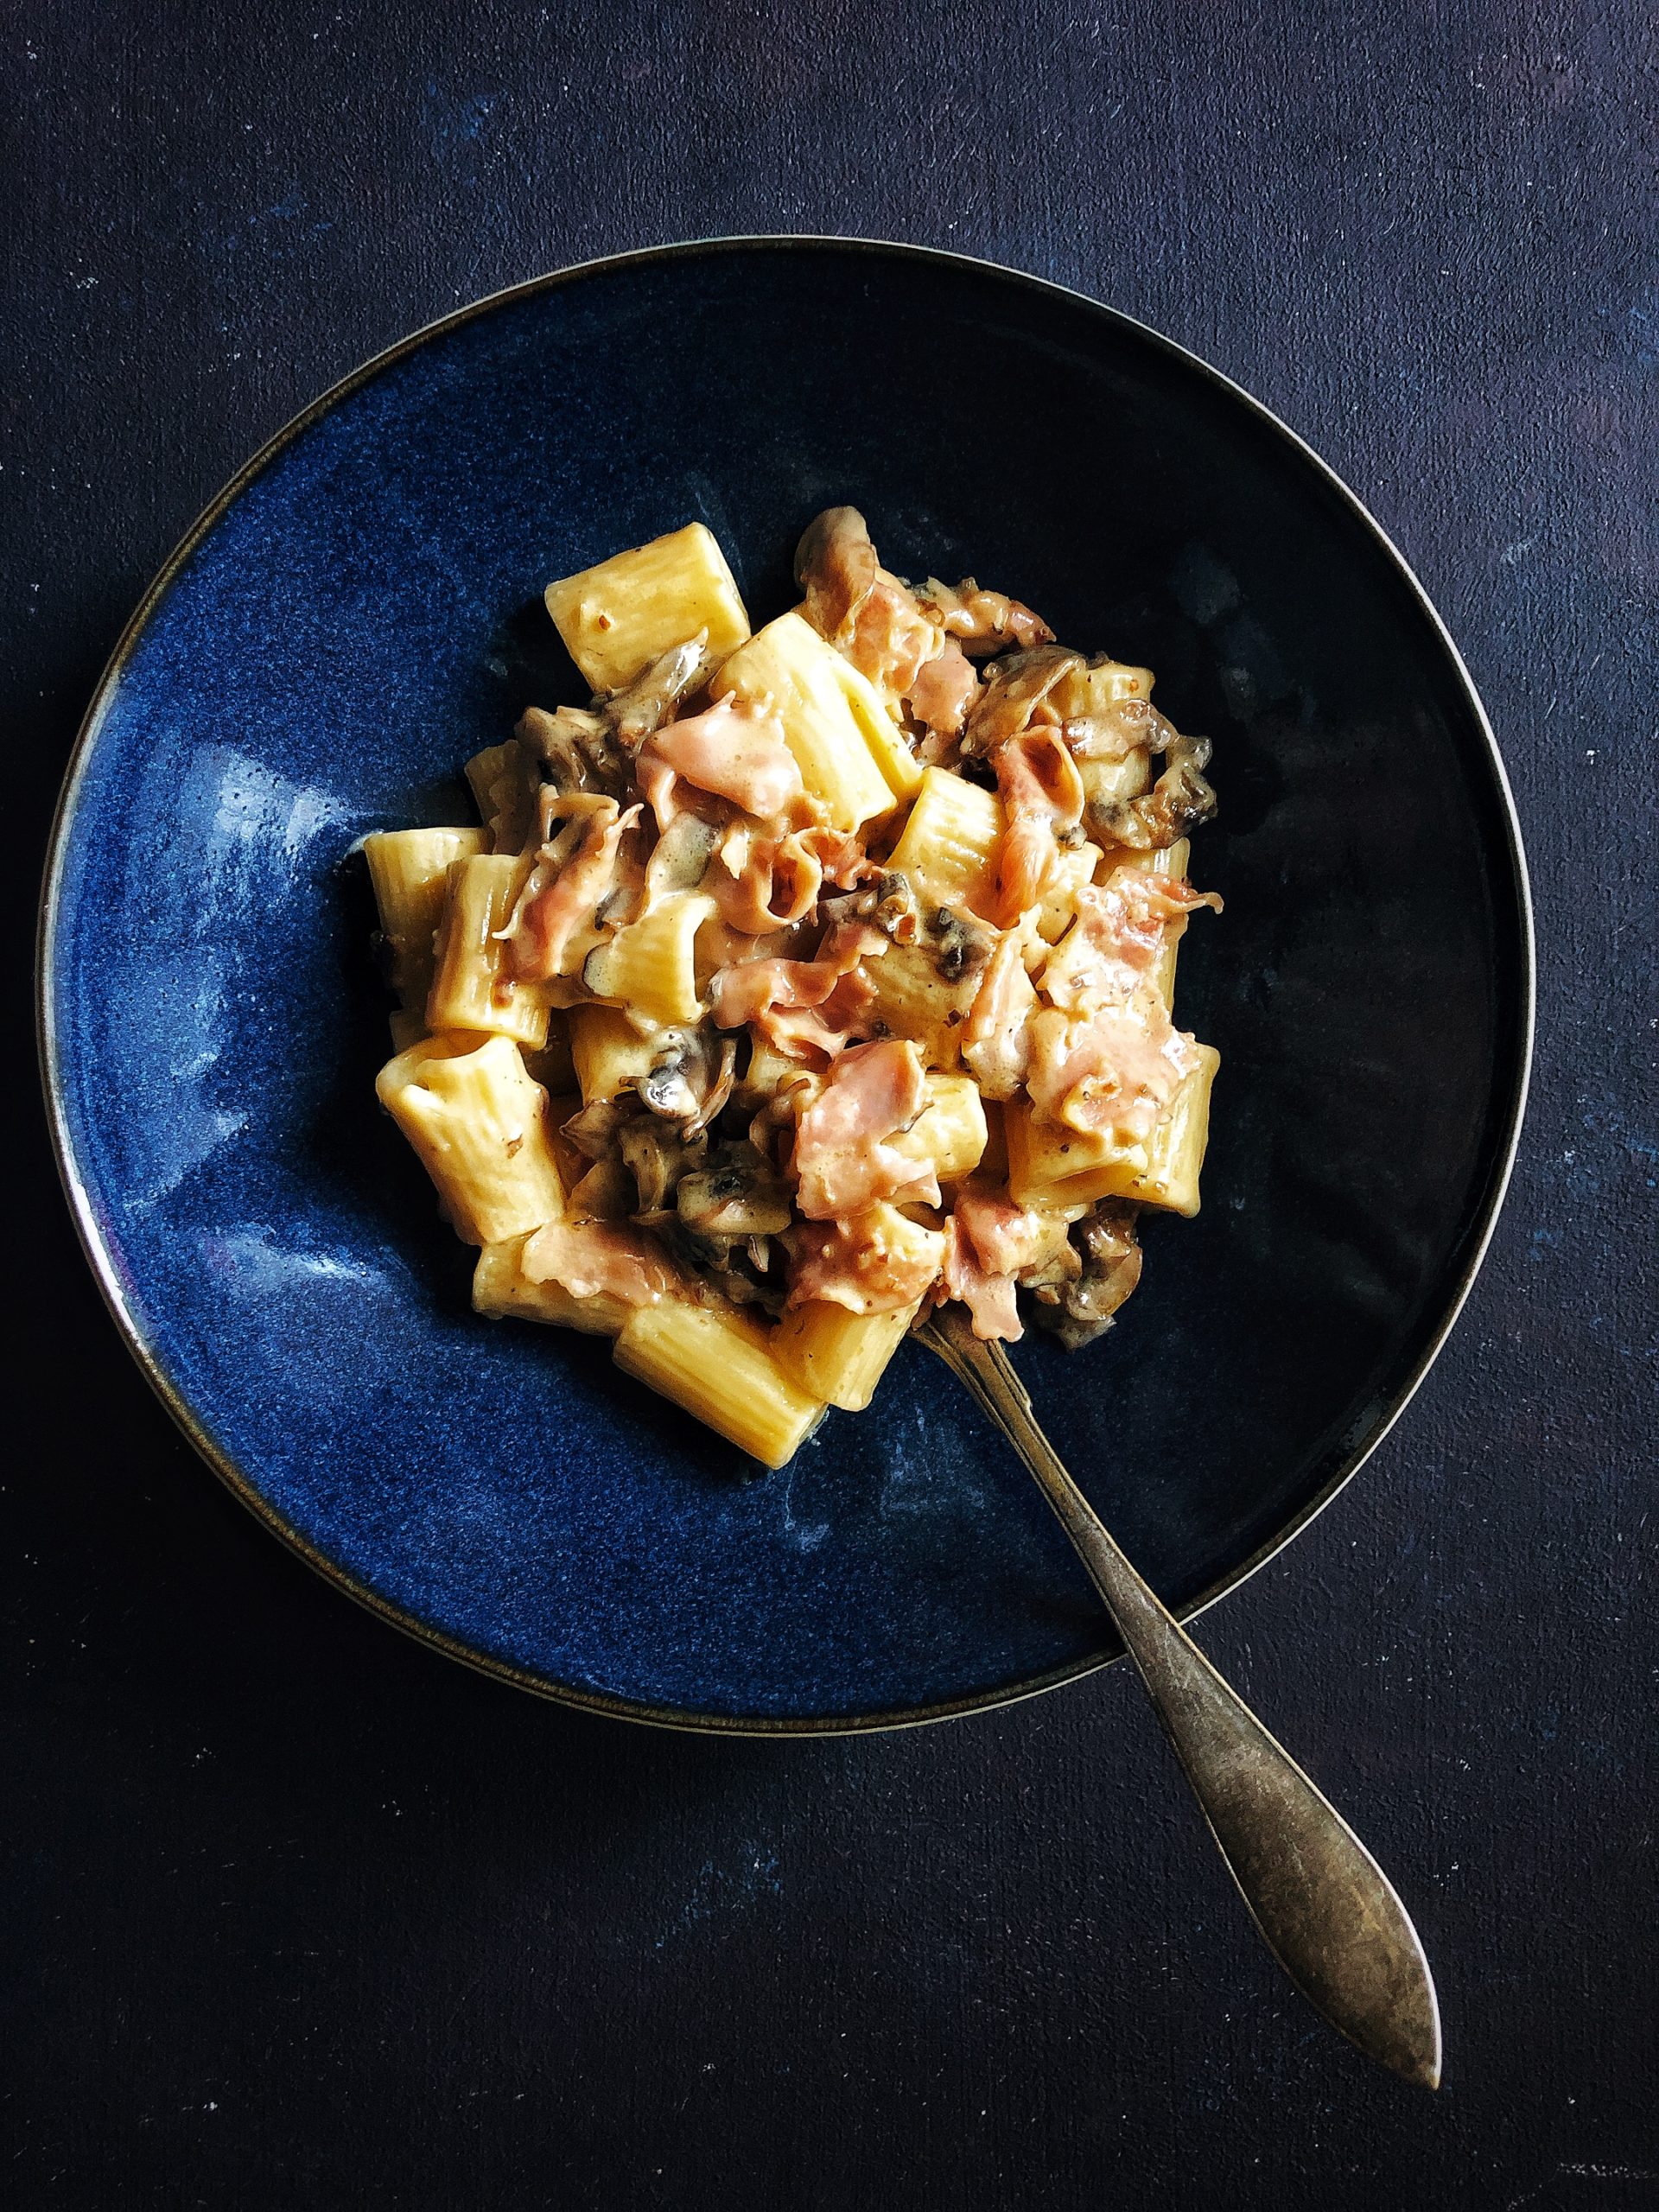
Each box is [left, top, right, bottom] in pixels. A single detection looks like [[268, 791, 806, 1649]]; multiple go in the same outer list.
[[39, 241, 1532, 1732]]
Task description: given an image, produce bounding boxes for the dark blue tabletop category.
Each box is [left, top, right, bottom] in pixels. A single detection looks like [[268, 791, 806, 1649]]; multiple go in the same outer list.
[[7, 4, 1656, 2206]]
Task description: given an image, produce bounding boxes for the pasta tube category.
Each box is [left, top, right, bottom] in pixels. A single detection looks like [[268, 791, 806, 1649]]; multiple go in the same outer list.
[[613, 1302, 824, 1468], [860, 941, 982, 1067], [363, 826, 489, 1044], [1078, 753, 1152, 811], [569, 1004, 664, 1104], [887, 766, 1002, 918], [772, 1300, 918, 1412], [1052, 658, 1154, 715], [544, 523, 750, 692], [582, 890, 716, 1027], [715, 611, 914, 830], [376, 1035, 566, 1245], [473, 1234, 630, 1338], [890, 1073, 988, 1183], [1035, 842, 1100, 944], [425, 854, 550, 1050], [1005, 1045, 1218, 1216]]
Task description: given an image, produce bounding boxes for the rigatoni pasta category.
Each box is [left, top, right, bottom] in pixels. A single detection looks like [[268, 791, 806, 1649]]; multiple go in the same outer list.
[[366, 507, 1221, 1460]]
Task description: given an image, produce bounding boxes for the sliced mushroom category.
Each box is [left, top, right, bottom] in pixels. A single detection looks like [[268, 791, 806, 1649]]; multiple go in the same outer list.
[[618, 1117, 702, 1215], [961, 646, 1082, 755], [566, 1154, 636, 1224], [674, 1143, 795, 1246], [518, 703, 627, 798], [602, 636, 714, 750], [1033, 1201, 1144, 1349], [916, 577, 1056, 658], [929, 906, 989, 984], [795, 506, 879, 642], [561, 1096, 632, 1162], [1087, 731, 1217, 850]]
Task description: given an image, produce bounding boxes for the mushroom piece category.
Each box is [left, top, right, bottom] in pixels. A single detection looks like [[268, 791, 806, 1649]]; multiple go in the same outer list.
[[1033, 1201, 1144, 1349], [617, 1116, 702, 1215], [960, 645, 1083, 755], [634, 1027, 737, 1135], [566, 1154, 636, 1224], [916, 576, 1056, 658], [794, 506, 880, 643], [931, 903, 993, 983], [601, 636, 715, 750], [518, 702, 627, 799], [561, 1096, 632, 1162], [1087, 730, 1217, 851], [674, 1143, 795, 1247]]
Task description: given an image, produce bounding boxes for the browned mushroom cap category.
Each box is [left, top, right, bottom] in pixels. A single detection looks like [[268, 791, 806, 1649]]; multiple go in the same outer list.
[[1087, 731, 1217, 850], [794, 506, 879, 642], [1033, 1201, 1144, 1349], [617, 1117, 703, 1216], [632, 1027, 736, 1135], [675, 1144, 795, 1245], [602, 634, 715, 749], [518, 702, 626, 798], [960, 645, 1082, 754], [561, 1096, 632, 1161]]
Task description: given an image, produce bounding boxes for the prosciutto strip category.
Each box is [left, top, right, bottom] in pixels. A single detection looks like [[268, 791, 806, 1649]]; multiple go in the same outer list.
[[907, 639, 978, 737], [791, 1039, 938, 1221], [637, 696, 804, 828], [786, 1210, 945, 1314], [519, 1219, 678, 1306], [961, 926, 1039, 1100], [709, 918, 887, 1049], [940, 1217, 1021, 1341], [1041, 873, 1222, 1015], [711, 826, 826, 933], [505, 798, 640, 982], [991, 731, 1086, 925], [1027, 1005, 1201, 1141], [955, 1190, 1074, 1280], [941, 1192, 1077, 1343]]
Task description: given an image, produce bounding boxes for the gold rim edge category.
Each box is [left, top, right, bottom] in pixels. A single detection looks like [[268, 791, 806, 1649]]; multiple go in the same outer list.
[[34, 234, 1537, 1738]]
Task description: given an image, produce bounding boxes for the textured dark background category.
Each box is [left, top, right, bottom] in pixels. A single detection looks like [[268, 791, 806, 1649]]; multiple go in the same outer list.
[[6, 2, 1656, 2205]]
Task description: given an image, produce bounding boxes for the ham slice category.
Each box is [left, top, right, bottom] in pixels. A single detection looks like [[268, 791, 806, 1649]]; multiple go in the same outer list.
[[1041, 873, 1222, 1015], [519, 1219, 677, 1306], [791, 1039, 938, 1220], [505, 799, 640, 982], [637, 697, 804, 828], [940, 1192, 1077, 1343], [1030, 872, 1220, 1135], [991, 731, 1085, 925], [962, 926, 1038, 1099], [941, 1217, 1021, 1341], [710, 918, 887, 1060], [906, 638, 978, 737], [711, 826, 826, 933], [1027, 1004, 1200, 1141], [955, 1190, 1074, 1279], [786, 1210, 945, 1314], [842, 575, 944, 698]]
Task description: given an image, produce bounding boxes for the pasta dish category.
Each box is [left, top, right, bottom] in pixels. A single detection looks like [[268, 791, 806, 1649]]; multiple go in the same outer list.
[[365, 512, 1219, 1465]]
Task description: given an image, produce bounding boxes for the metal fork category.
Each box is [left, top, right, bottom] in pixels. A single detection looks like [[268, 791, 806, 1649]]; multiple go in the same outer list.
[[919, 1302, 1442, 2088]]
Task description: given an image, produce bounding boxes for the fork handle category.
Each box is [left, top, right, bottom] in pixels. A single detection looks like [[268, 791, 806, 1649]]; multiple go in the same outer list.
[[921, 1305, 1442, 2088]]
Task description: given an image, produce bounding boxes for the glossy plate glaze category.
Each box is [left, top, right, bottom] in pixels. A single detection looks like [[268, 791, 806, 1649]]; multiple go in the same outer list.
[[39, 241, 1532, 1732]]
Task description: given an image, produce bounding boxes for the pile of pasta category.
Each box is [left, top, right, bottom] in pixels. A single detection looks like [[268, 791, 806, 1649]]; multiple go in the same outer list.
[[365, 512, 1219, 1467]]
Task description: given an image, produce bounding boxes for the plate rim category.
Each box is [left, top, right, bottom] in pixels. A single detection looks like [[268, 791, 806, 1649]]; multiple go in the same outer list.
[[35, 234, 1536, 1737]]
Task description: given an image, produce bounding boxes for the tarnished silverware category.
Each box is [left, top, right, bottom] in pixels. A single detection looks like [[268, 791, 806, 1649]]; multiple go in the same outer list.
[[919, 1301, 1442, 2088]]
